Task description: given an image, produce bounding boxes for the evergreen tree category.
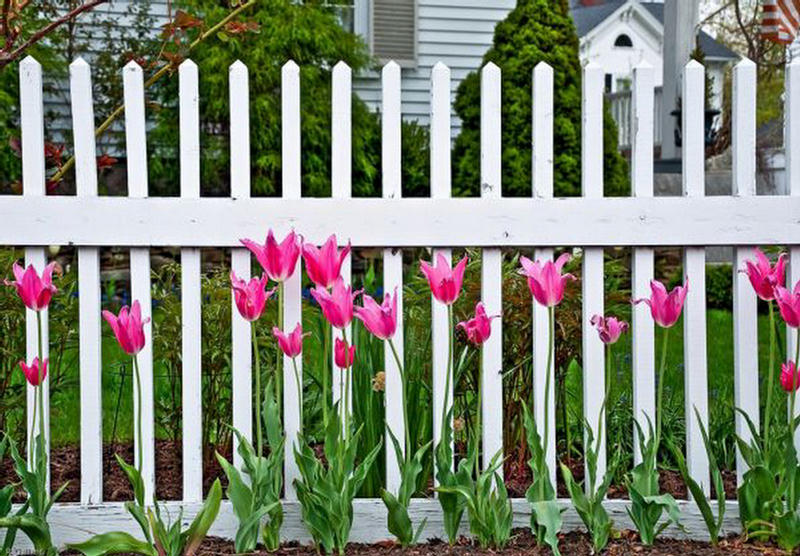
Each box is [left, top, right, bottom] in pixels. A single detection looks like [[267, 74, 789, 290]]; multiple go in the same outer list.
[[452, 0, 629, 197]]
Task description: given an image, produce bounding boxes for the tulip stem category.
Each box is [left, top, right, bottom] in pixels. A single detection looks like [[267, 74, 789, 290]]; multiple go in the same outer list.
[[132, 355, 144, 482], [764, 301, 777, 449], [388, 338, 411, 463], [655, 326, 670, 449], [323, 321, 330, 428], [792, 330, 800, 432], [475, 348, 483, 479], [342, 328, 351, 442], [542, 306, 554, 489], [252, 324, 263, 457], [292, 357, 303, 430], [440, 305, 454, 459], [277, 283, 284, 408]]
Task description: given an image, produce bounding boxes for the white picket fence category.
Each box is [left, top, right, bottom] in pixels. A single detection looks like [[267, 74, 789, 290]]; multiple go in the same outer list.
[[5, 54, 800, 550]]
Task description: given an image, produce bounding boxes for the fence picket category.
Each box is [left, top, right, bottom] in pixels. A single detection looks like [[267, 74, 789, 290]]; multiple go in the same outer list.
[[331, 62, 353, 420], [179, 60, 203, 503], [787, 58, 800, 449], [381, 61, 404, 492], [71, 58, 103, 504], [581, 63, 606, 483], [431, 62, 452, 482], [732, 58, 759, 485], [631, 62, 655, 465], [229, 60, 252, 471], [532, 62, 556, 483], [124, 61, 156, 501], [282, 60, 302, 497], [480, 62, 503, 474], [20, 56, 50, 487], [682, 60, 710, 496]]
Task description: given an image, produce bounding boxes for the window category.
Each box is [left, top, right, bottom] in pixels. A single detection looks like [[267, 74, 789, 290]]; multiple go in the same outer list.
[[604, 73, 612, 93], [324, 0, 356, 33], [614, 33, 633, 47]]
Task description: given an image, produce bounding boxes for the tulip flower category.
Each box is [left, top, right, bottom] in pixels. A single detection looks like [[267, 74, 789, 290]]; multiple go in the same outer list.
[[632, 279, 688, 328], [230, 272, 274, 322], [742, 248, 786, 301], [240, 230, 301, 283], [420, 253, 468, 305], [355, 289, 398, 340], [590, 314, 629, 345], [103, 300, 150, 356], [302, 234, 351, 289], [780, 361, 800, 393], [19, 357, 47, 386], [775, 282, 800, 328], [4, 261, 58, 311], [457, 302, 499, 346], [334, 337, 356, 369], [310, 277, 359, 329], [519, 253, 576, 308], [273, 323, 307, 359]]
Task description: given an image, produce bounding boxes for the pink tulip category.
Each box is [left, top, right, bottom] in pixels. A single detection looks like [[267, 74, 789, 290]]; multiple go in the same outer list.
[[355, 289, 398, 340], [780, 361, 800, 393], [103, 300, 150, 356], [240, 230, 300, 283], [742, 248, 786, 301], [334, 337, 356, 369], [420, 253, 468, 306], [273, 323, 307, 358], [302, 235, 351, 289], [590, 314, 629, 345], [775, 281, 800, 328], [230, 272, 275, 322], [311, 277, 359, 329], [19, 357, 47, 386], [457, 302, 498, 346], [633, 279, 689, 329], [4, 261, 58, 311], [518, 253, 576, 308]]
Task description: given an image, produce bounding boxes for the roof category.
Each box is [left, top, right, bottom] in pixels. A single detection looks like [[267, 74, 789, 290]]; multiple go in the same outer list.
[[570, 0, 738, 60]]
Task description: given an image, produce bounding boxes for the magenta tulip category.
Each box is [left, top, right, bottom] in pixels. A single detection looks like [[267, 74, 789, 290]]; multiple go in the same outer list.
[[355, 289, 398, 340], [273, 323, 307, 358], [240, 230, 301, 283], [230, 272, 275, 322], [334, 337, 356, 369], [633, 279, 688, 329], [103, 300, 150, 356], [311, 277, 359, 329], [742, 248, 786, 301], [591, 314, 629, 345], [420, 253, 468, 306], [519, 253, 576, 308], [4, 261, 58, 311], [19, 357, 47, 386], [780, 361, 800, 393], [457, 302, 498, 346], [775, 281, 800, 328], [302, 234, 351, 289]]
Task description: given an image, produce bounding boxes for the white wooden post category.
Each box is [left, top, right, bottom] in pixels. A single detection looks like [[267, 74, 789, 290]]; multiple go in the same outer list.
[[282, 60, 302, 497], [230, 60, 252, 471], [71, 58, 103, 504], [123, 61, 155, 502], [581, 63, 606, 483], [631, 61, 656, 464], [20, 56, 50, 487], [179, 60, 203, 503], [431, 61, 453, 481], [331, 61, 353, 420], [682, 60, 710, 496], [382, 61, 404, 491], [786, 57, 800, 448], [532, 62, 556, 483], [480, 62, 503, 474], [732, 58, 759, 485]]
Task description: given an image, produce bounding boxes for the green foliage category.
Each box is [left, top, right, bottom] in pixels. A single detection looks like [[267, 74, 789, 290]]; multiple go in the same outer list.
[[380, 430, 430, 546], [216, 380, 284, 552], [705, 264, 733, 311], [149, 0, 428, 197], [293, 412, 382, 555], [452, 0, 629, 197]]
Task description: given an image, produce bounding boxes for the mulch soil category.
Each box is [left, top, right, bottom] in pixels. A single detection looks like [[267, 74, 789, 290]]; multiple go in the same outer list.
[[190, 529, 787, 556]]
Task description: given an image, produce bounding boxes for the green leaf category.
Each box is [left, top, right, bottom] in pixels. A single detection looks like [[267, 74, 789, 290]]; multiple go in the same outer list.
[[0, 514, 53, 554], [380, 489, 413, 546], [67, 532, 156, 556], [183, 479, 222, 556], [115, 454, 145, 508]]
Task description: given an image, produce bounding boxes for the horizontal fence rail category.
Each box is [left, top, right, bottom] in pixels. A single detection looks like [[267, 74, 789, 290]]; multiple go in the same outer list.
[[5, 52, 800, 552]]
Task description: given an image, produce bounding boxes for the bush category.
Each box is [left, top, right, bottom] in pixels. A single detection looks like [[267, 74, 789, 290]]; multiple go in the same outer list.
[[452, 0, 629, 197]]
